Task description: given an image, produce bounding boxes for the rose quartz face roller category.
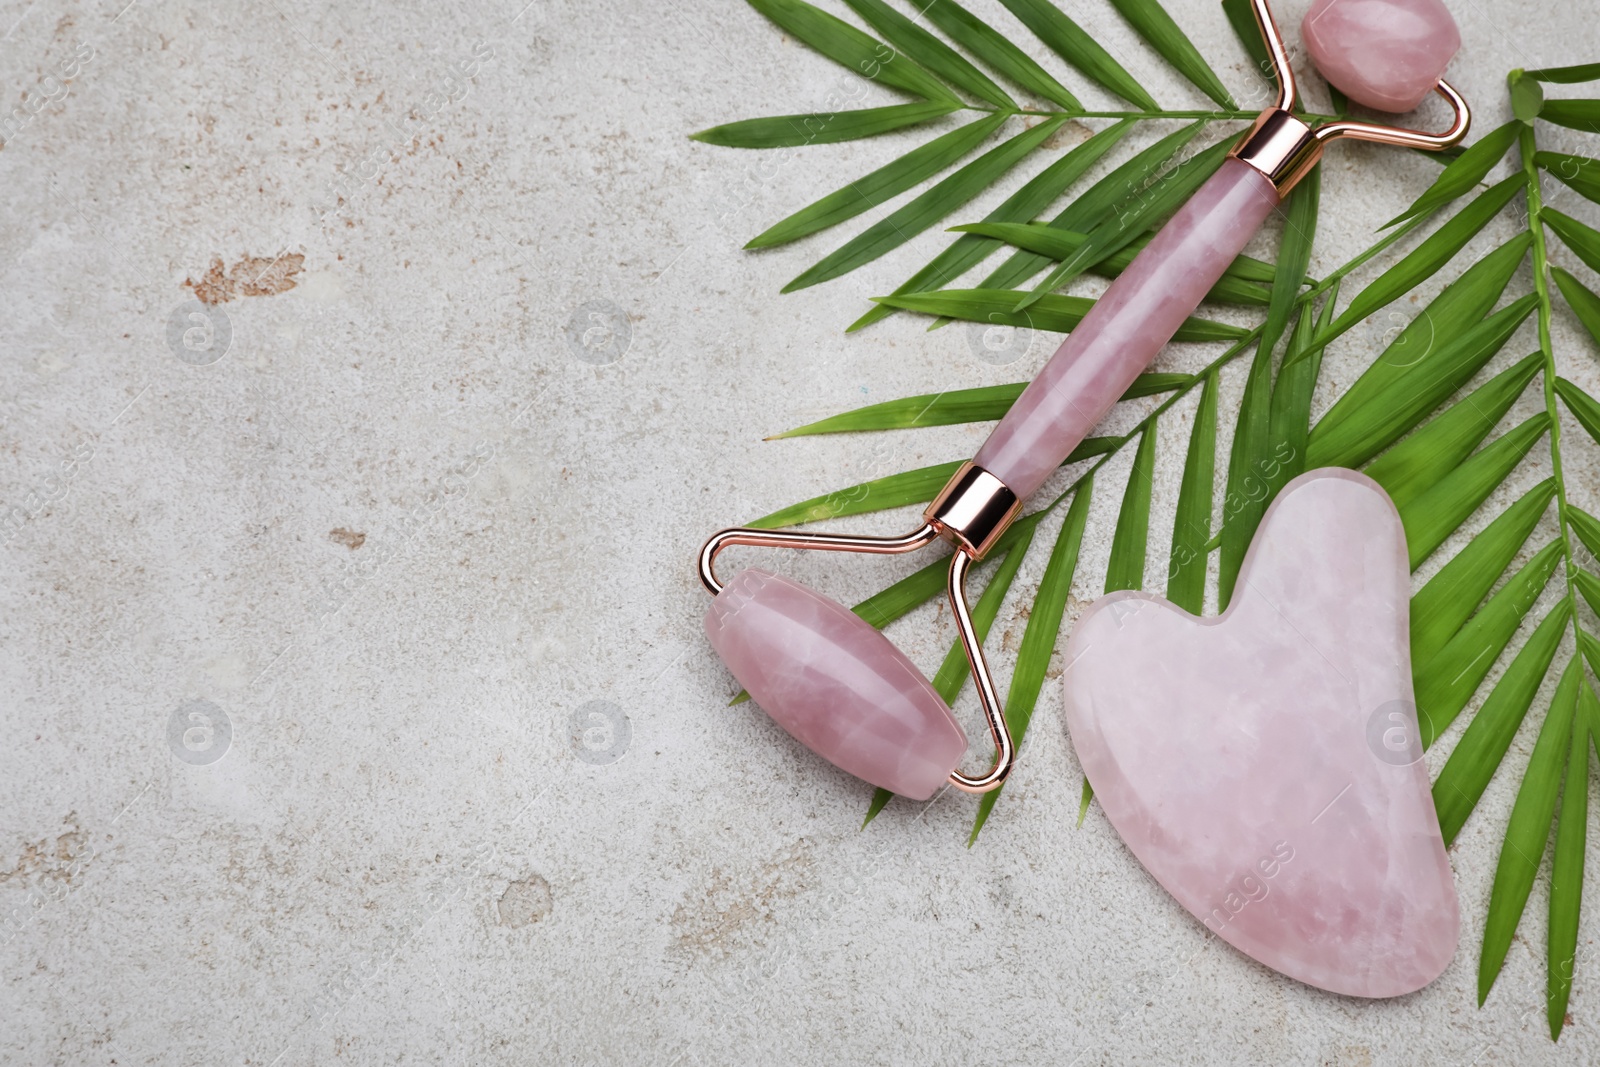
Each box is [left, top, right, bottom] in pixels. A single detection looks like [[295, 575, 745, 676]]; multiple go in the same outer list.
[[697, 0, 1469, 802]]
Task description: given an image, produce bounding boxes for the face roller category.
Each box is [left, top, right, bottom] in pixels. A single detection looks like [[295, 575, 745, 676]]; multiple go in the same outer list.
[[697, 0, 1470, 802]]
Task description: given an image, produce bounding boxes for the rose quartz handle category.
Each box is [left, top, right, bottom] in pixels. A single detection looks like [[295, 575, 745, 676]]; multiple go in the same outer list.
[[974, 159, 1281, 500]]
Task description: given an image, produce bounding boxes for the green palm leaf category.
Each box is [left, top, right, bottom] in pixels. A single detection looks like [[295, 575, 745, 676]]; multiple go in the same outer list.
[[841, 0, 1017, 107], [785, 117, 1069, 290], [1408, 479, 1556, 667], [870, 288, 1246, 341], [915, 0, 1082, 110], [1478, 658, 1580, 1004], [1551, 265, 1600, 348], [746, 112, 1010, 248], [1432, 604, 1569, 847], [774, 374, 1186, 437], [1106, 423, 1157, 593], [1107, 0, 1235, 108], [998, 0, 1157, 109], [1166, 371, 1216, 613], [693, 16, 1600, 1023], [692, 101, 959, 148], [747, 0, 957, 102], [851, 120, 1134, 331]]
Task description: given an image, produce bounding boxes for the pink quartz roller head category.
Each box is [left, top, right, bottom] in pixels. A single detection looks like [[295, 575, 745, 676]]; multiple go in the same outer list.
[[696, 0, 1471, 802], [699, 466, 1021, 801], [1303, 0, 1462, 113]]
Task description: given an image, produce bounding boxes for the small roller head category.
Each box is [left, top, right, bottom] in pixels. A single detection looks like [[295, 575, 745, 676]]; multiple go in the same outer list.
[[705, 568, 966, 800], [1303, 0, 1461, 113]]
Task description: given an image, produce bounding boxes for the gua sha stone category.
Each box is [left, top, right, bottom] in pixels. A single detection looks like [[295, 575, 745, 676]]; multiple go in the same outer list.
[[1303, 0, 1462, 113], [1062, 470, 1459, 997]]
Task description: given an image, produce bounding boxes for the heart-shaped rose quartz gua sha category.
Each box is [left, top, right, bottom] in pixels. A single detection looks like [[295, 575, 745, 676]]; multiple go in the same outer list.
[[1062, 469, 1458, 997], [1303, 0, 1461, 113]]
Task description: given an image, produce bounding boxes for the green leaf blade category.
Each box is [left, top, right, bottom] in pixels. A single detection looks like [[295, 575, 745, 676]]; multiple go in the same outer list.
[[1541, 207, 1600, 275], [1478, 658, 1580, 1005], [1548, 689, 1591, 1038], [746, 112, 1010, 248], [1397, 413, 1551, 569], [1166, 371, 1217, 613], [871, 288, 1246, 341], [1382, 120, 1521, 228], [840, 0, 1017, 107], [691, 101, 958, 148], [1365, 353, 1542, 510], [775, 373, 1187, 437], [1526, 62, 1600, 84], [1536, 150, 1600, 207], [1107, 0, 1235, 107], [1551, 265, 1600, 350], [1540, 99, 1600, 134], [748, 0, 957, 102], [1106, 423, 1157, 594], [785, 117, 1068, 291], [970, 481, 1094, 843], [999, 0, 1158, 109], [1415, 540, 1564, 748], [850, 120, 1135, 332], [746, 460, 966, 528], [1409, 479, 1556, 667], [915, 0, 1082, 111], [1432, 603, 1569, 848]]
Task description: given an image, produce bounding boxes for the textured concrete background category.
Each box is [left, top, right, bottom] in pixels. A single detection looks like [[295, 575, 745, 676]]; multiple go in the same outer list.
[[3, 0, 1600, 1063]]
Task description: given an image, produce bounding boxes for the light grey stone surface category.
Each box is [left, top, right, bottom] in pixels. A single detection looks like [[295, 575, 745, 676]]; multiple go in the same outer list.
[[3, 0, 1600, 1063]]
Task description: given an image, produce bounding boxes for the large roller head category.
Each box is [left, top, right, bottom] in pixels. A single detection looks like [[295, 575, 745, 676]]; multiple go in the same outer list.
[[1302, 0, 1461, 113]]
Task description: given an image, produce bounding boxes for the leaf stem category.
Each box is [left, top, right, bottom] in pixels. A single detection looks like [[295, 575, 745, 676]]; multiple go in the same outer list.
[[1519, 125, 1584, 641], [962, 106, 1344, 123]]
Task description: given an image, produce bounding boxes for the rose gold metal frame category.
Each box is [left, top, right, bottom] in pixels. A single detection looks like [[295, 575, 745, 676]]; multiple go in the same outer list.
[[1230, 0, 1470, 196], [698, 462, 1024, 794]]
